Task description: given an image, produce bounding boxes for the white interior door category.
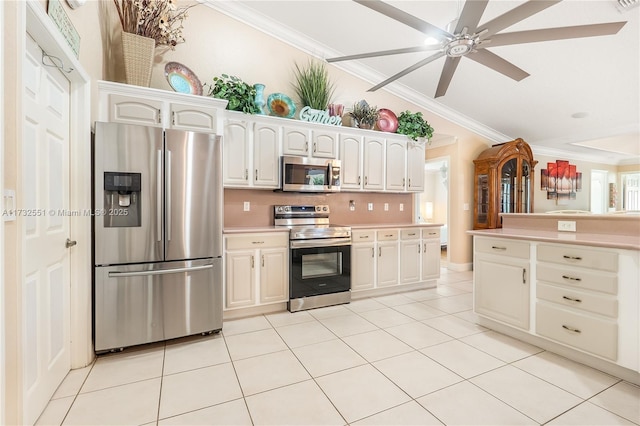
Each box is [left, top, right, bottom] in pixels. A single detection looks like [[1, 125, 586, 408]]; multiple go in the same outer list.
[[22, 33, 71, 425]]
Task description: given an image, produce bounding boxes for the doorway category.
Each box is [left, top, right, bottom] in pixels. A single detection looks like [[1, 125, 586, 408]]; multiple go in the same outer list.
[[418, 157, 449, 266], [590, 170, 608, 213]]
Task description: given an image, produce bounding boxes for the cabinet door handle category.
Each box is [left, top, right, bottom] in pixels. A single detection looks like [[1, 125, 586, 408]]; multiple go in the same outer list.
[[251, 255, 254, 268], [408, 178, 411, 187], [561, 275, 582, 282], [244, 169, 248, 180], [402, 178, 406, 187], [172, 111, 176, 125], [491, 246, 507, 251], [562, 295, 582, 303], [562, 325, 581, 334], [563, 255, 582, 261], [305, 141, 309, 152], [262, 255, 264, 267], [364, 176, 368, 185], [378, 247, 381, 257], [418, 244, 421, 253], [157, 109, 162, 124], [522, 268, 526, 284], [358, 176, 361, 185], [255, 169, 258, 181], [371, 247, 374, 258], [313, 142, 317, 153]]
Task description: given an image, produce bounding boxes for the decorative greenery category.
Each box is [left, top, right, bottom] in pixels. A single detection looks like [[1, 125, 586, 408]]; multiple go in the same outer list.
[[112, 0, 195, 50], [205, 74, 260, 114], [292, 60, 335, 110], [349, 100, 379, 128], [396, 110, 434, 141]]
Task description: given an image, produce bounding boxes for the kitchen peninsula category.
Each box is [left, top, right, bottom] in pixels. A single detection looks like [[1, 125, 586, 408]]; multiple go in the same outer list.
[[468, 213, 640, 384]]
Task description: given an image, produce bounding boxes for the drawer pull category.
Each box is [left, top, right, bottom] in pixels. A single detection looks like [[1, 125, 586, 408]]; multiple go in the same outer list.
[[563, 255, 582, 261], [252, 241, 265, 245], [491, 246, 507, 251], [428, 232, 437, 235], [561, 275, 582, 282], [359, 235, 369, 239], [384, 234, 394, 237], [562, 295, 582, 303], [408, 232, 416, 236], [562, 325, 581, 334]]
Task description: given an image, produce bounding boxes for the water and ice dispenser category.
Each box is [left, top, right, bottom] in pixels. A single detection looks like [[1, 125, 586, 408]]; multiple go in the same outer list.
[[103, 172, 141, 227]]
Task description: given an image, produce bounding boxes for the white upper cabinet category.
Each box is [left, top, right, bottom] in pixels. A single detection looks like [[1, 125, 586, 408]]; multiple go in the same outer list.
[[169, 103, 218, 132], [282, 125, 311, 156], [339, 133, 364, 190], [363, 136, 385, 191], [223, 116, 251, 186], [283, 124, 337, 158], [385, 137, 407, 191], [406, 141, 426, 192], [253, 121, 280, 187]]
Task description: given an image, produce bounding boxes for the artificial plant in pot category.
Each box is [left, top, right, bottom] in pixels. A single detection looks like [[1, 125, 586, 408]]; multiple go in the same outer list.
[[292, 60, 335, 111], [205, 74, 260, 114], [349, 100, 379, 129], [396, 110, 434, 141]]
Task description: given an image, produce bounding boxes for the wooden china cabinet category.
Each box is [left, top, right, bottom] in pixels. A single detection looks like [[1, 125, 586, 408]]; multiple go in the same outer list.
[[473, 138, 537, 229]]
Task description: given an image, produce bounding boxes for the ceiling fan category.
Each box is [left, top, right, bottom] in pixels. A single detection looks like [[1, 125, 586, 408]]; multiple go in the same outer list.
[[326, 0, 627, 97]]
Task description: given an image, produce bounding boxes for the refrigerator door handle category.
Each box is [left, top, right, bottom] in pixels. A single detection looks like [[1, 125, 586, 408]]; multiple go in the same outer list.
[[108, 264, 213, 278], [156, 149, 163, 242], [166, 149, 172, 242]]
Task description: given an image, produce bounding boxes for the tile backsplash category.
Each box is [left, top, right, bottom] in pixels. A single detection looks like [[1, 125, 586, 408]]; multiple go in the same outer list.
[[224, 189, 413, 227]]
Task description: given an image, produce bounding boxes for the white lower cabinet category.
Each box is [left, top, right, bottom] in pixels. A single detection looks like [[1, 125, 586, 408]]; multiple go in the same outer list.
[[421, 228, 441, 281], [224, 232, 289, 310], [351, 226, 440, 295], [473, 236, 640, 375], [474, 240, 530, 330]]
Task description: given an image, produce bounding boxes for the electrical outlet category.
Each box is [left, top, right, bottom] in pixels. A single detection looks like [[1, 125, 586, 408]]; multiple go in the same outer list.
[[558, 220, 576, 232], [368, 203, 373, 211], [463, 203, 470, 211], [384, 203, 389, 211], [349, 200, 355, 211], [399, 203, 404, 211], [243, 201, 250, 212]]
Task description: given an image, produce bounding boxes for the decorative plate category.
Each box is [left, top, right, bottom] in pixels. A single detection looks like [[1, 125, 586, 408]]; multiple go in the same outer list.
[[376, 108, 399, 133], [164, 62, 203, 96], [266, 93, 296, 118]]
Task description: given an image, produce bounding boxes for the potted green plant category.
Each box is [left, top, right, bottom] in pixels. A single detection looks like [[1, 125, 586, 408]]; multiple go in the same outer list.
[[397, 110, 434, 141], [205, 74, 260, 114], [292, 60, 335, 111], [349, 100, 379, 129]]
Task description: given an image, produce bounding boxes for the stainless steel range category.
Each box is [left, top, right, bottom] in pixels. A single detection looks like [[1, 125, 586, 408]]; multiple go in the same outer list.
[[274, 205, 351, 312]]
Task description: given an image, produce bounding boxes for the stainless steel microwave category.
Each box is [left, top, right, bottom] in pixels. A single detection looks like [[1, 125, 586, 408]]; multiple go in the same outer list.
[[281, 156, 341, 192]]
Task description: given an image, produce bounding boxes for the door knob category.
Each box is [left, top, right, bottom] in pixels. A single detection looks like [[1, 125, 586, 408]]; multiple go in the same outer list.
[[65, 238, 77, 248]]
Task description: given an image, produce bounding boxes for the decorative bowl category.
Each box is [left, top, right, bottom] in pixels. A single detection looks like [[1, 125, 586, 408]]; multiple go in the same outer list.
[[376, 108, 399, 133], [266, 93, 296, 118], [164, 62, 203, 96]]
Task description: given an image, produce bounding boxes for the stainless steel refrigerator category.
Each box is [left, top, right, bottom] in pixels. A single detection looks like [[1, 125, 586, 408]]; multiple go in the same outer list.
[[93, 121, 223, 352]]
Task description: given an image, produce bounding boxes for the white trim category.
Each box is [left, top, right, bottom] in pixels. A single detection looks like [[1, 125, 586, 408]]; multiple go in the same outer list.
[[25, 0, 92, 370]]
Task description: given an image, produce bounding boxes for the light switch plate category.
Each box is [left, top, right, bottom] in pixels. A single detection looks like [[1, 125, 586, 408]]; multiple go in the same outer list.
[[384, 203, 389, 211], [399, 203, 404, 211], [367, 203, 373, 211], [558, 220, 576, 232], [243, 201, 250, 212]]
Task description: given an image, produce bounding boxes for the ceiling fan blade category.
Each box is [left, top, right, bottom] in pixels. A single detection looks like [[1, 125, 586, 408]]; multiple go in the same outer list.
[[479, 0, 561, 38], [368, 51, 446, 92], [435, 57, 462, 98], [466, 49, 530, 81], [327, 45, 442, 63], [455, 0, 489, 34], [354, 0, 452, 40], [486, 22, 628, 47]]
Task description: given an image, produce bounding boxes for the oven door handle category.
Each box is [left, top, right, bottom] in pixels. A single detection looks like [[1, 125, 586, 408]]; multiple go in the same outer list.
[[290, 238, 351, 249]]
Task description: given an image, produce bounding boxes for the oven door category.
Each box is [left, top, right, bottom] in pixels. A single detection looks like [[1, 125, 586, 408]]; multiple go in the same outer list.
[[290, 244, 351, 299]]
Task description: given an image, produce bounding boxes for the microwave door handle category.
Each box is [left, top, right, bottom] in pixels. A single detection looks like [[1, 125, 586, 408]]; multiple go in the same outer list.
[[327, 163, 332, 189]]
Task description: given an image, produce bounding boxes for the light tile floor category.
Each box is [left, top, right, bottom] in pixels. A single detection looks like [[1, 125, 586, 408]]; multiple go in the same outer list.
[[37, 269, 640, 425]]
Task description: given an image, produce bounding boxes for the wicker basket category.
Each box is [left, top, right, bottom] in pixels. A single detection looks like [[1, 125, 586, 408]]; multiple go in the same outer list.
[[121, 32, 155, 87]]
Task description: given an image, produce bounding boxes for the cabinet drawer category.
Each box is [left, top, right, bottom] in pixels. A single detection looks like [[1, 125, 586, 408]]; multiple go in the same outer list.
[[537, 264, 617, 295], [401, 228, 420, 240], [536, 302, 617, 361], [421, 228, 440, 239], [475, 237, 529, 259], [226, 233, 289, 250], [537, 244, 618, 272], [377, 230, 399, 241], [352, 230, 375, 243], [537, 283, 618, 318]]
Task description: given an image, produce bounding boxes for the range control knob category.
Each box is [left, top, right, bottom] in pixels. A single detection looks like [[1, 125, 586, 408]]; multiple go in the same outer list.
[[323, 206, 328, 212], [285, 206, 291, 212]]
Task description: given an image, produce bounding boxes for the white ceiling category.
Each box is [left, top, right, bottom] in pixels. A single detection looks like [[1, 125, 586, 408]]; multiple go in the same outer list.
[[205, 0, 640, 165]]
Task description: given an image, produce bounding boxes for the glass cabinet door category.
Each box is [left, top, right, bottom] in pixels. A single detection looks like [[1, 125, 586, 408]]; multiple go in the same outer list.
[[476, 174, 489, 225], [500, 159, 517, 213], [520, 160, 531, 213]]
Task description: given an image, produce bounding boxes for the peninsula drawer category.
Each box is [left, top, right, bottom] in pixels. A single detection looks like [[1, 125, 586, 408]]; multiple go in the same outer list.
[[475, 237, 529, 259], [537, 264, 617, 294], [225, 233, 289, 250], [536, 283, 618, 318], [421, 228, 440, 239], [352, 230, 375, 242], [401, 228, 421, 240], [536, 302, 617, 361], [537, 244, 618, 272], [377, 230, 399, 241]]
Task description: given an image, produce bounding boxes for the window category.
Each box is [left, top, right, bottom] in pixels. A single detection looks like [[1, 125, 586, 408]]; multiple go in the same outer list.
[[621, 173, 640, 211]]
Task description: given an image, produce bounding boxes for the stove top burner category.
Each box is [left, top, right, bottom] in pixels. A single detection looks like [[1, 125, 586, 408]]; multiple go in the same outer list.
[[274, 204, 351, 244]]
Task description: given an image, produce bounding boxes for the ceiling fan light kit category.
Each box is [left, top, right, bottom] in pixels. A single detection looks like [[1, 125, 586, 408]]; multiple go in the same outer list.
[[327, 0, 628, 98]]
